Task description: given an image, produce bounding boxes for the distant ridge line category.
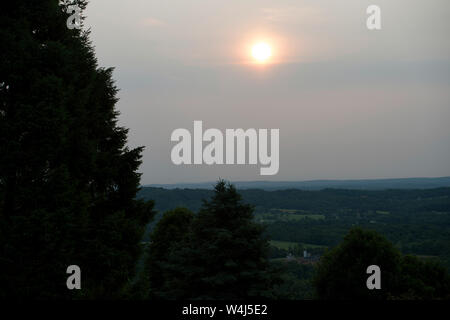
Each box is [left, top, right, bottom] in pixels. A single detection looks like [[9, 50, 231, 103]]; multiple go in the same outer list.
[[144, 177, 450, 191]]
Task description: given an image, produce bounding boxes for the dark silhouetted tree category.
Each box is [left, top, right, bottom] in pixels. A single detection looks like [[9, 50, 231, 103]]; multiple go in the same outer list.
[[396, 255, 450, 300], [147, 181, 278, 299], [0, 0, 154, 298], [136, 207, 195, 299], [314, 228, 450, 300]]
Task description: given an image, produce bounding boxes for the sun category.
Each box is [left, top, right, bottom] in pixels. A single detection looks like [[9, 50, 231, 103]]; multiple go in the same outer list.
[[251, 42, 272, 62]]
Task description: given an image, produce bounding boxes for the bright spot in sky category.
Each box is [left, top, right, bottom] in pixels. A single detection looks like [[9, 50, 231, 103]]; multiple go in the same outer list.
[[251, 43, 272, 62]]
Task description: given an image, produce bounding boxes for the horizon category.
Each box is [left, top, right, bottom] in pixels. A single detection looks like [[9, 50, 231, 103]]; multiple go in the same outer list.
[[144, 175, 450, 185], [140, 176, 450, 191]]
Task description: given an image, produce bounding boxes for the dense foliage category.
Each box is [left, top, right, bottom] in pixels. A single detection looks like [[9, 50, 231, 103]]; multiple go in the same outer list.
[[314, 228, 450, 299], [140, 181, 279, 299], [0, 0, 155, 298], [142, 207, 195, 299], [139, 186, 450, 300], [139, 187, 450, 270]]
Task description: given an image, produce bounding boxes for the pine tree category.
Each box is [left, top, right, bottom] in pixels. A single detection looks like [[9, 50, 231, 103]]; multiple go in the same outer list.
[[0, 0, 154, 298], [139, 207, 195, 299], [153, 181, 277, 299]]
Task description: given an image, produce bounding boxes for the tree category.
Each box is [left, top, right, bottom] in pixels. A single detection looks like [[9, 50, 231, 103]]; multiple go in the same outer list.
[[314, 228, 402, 300], [143, 207, 195, 299], [396, 255, 450, 300], [313, 228, 450, 300], [0, 0, 154, 298], [148, 181, 278, 299], [271, 261, 314, 300]]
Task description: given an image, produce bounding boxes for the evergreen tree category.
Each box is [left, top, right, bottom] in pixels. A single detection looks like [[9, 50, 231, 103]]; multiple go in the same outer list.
[[151, 181, 278, 299], [0, 0, 154, 298], [140, 207, 194, 299]]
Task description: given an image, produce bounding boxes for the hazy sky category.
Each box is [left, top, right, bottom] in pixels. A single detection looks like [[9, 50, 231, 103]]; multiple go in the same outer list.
[[84, 0, 450, 184]]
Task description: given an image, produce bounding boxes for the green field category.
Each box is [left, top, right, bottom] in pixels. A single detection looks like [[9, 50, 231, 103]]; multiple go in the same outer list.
[[270, 240, 327, 250], [255, 211, 325, 223]]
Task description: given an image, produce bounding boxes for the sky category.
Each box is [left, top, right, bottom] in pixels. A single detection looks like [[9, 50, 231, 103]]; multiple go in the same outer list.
[[84, 0, 450, 184]]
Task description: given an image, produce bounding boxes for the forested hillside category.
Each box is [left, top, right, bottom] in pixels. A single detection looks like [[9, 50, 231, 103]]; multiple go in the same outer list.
[[138, 187, 450, 269]]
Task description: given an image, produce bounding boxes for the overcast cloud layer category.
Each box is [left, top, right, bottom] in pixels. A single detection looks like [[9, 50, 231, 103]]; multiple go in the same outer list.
[[84, 0, 450, 184]]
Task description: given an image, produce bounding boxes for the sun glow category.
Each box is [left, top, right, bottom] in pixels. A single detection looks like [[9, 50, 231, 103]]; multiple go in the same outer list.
[[251, 42, 272, 62]]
